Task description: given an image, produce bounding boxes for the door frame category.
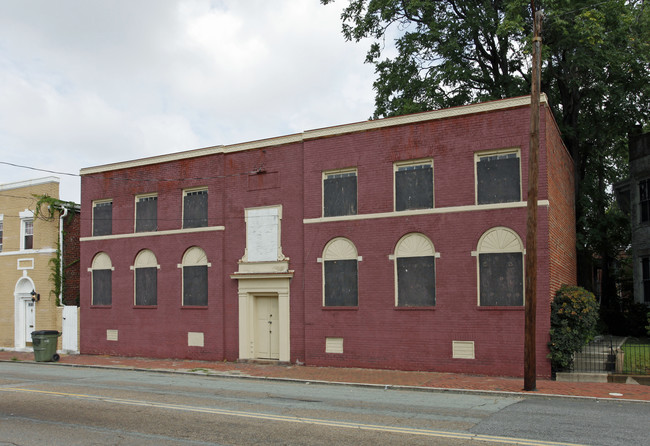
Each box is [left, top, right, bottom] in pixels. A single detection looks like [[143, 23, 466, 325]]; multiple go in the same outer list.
[[14, 276, 36, 349], [233, 273, 292, 363]]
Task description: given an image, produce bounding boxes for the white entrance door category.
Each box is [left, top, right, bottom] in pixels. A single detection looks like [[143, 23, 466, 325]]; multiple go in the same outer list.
[[254, 296, 279, 359], [24, 300, 35, 346]]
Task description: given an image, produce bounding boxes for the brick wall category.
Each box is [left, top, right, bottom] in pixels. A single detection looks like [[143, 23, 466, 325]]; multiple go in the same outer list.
[[80, 97, 573, 377], [62, 210, 81, 306], [544, 105, 577, 295]]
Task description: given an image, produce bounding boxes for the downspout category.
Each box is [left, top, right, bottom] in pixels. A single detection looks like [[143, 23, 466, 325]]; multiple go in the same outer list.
[[58, 206, 68, 306]]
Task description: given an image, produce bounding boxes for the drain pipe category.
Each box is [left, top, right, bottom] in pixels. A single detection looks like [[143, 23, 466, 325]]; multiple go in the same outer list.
[[58, 205, 68, 306]]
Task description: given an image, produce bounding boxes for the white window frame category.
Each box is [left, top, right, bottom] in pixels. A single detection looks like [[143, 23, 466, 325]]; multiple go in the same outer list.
[[178, 246, 211, 306], [92, 199, 113, 236], [474, 227, 525, 307], [474, 148, 522, 205], [393, 158, 434, 212], [320, 237, 360, 307], [182, 188, 208, 229], [131, 249, 160, 306], [134, 193, 158, 233], [322, 167, 358, 218], [391, 233, 438, 307], [19, 210, 34, 251], [89, 252, 114, 306]]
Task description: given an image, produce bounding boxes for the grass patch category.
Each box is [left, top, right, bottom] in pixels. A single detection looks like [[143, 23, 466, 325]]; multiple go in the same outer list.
[[621, 338, 650, 374]]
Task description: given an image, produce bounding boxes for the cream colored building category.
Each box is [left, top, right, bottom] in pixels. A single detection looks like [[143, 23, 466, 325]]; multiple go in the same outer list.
[[0, 177, 65, 351]]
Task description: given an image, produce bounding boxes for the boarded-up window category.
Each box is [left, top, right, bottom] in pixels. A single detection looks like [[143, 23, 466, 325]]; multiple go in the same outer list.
[[395, 163, 433, 211], [93, 201, 112, 236], [92, 269, 112, 306], [640, 179, 649, 223], [135, 267, 157, 306], [479, 253, 523, 306], [183, 190, 208, 228], [324, 259, 358, 306], [397, 256, 435, 306], [136, 196, 157, 232], [183, 265, 208, 306], [477, 153, 520, 204], [246, 207, 280, 262], [324, 171, 357, 217]]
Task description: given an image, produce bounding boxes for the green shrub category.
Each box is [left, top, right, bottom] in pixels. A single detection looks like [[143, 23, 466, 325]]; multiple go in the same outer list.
[[548, 285, 600, 372]]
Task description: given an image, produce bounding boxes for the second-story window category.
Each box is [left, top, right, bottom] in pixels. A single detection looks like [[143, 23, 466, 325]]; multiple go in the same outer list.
[[323, 169, 357, 217], [183, 189, 208, 228], [640, 178, 649, 223], [22, 219, 33, 250], [135, 195, 158, 232], [394, 160, 433, 211], [476, 150, 521, 205], [93, 200, 113, 236]]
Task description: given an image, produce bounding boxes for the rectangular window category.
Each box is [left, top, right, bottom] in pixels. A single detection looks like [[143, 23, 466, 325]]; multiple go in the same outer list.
[[476, 151, 521, 204], [395, 160, 433, 211], [397, 256, 436, 307], [324, 259, 358, 306], [641, 257, 650, 304], [183, 265, 208, 306], [92, 269, 112, 306], [183, 189, 208, 228], [479, 253, 523, 306], [23, 219, 33, 250], [135, 267, 157, 306], [135, 195, 158, 232], [93, 200, 113, 236], [323, 169, 357, 217], [640, 179, 649, 223]]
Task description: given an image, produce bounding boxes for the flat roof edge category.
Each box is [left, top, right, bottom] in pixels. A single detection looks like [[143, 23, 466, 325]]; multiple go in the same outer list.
[[81, 95, 543, 175], [0, 176, 60, 191]]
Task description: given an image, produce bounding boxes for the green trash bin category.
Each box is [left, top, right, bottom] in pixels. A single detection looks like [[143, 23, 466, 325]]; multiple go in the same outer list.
[[31, 330, 61, 362]]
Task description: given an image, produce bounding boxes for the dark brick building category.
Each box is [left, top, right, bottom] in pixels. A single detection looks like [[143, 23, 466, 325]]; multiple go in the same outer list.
[[79, 96, 576, 377]]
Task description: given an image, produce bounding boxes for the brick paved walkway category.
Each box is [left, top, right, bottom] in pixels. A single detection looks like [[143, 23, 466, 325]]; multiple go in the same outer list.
[[2, 351, 649, 402]]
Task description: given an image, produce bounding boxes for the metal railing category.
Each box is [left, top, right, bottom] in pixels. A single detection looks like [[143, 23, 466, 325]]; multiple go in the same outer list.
[[566, 336, 650, 375], [620, 340, 650, 375]]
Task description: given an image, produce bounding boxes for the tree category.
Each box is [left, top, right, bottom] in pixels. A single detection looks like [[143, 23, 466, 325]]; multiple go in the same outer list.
[[323, 0, 650, 298]]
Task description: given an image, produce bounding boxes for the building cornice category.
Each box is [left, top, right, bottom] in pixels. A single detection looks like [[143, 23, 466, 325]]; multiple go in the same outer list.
[[80, 95, 547, 175]]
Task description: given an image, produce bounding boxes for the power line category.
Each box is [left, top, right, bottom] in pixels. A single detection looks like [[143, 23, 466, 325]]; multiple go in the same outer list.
[[0, 161, 79, 177]]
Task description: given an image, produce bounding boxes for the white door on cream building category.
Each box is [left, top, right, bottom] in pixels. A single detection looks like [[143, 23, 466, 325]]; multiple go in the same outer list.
[[231, 205, 293, 363], [14, 275, 35, 349]]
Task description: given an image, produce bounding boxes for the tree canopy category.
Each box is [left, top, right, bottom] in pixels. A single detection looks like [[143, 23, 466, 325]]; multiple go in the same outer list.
[[323, 0, 650, 296]]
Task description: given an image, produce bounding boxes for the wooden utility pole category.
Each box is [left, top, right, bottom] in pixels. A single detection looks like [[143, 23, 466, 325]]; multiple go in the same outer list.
[[524, 9, 542, 392]]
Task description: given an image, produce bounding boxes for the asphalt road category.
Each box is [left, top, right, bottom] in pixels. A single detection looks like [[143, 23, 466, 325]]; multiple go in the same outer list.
[[0, 362, 648, 446]]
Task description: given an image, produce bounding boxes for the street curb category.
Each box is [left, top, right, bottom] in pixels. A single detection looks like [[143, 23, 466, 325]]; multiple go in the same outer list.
[[2, 359, 649, 403]]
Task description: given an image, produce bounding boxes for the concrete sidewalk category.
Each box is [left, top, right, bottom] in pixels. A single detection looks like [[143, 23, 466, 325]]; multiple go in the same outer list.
[[1, 350, 649, 402]]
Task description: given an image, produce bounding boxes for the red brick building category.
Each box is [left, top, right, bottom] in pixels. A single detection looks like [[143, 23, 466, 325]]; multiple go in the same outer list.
[[79, 95, 575, 377]]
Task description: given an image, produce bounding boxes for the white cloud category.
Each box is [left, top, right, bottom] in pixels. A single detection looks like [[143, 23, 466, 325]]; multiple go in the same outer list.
[[0, 0, 376, 202]]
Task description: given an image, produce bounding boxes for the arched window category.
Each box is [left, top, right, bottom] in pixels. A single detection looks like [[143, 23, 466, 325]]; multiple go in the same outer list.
[[132, 249, 159, 306], [393, 233, 436, 307], [322, 237, 359, 307], [180, 247, 210, 306], [476, 227, 524, 306], [90, 252, 113, 306]]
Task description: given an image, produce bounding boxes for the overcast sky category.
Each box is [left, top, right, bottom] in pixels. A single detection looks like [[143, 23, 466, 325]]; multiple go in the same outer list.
[[0, 0, 377, 203]]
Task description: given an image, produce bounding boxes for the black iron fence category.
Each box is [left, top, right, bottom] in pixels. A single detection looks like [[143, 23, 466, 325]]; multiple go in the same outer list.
[[620, 340, 650, 375], [565, 336, 650, 375]]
